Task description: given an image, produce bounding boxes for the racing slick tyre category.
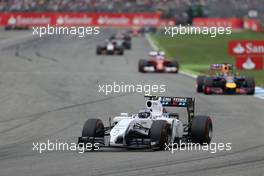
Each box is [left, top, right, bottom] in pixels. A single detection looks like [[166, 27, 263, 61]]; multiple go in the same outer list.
[[82, 119, 104, 138], [203, 77, 213, 94], [191, 116, 213, 144], [96, 47, 102, 55], [124, 36, 131, 42], [170, 60, 179, 73], [126, 44, 131, 50], [138, 59, 148, 73], [118, 49, 124, 55], [197, 76, 206, 93], [245, 77, 255, 95], [150, 120, 171, 150]]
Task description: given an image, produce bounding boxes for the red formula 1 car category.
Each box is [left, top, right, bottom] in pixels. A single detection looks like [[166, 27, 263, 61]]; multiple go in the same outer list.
[[197, 63, 255, 95], [138, 51, 179, 73]]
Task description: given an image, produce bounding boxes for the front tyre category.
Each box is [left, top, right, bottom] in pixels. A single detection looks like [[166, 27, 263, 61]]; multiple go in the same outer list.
[[203, 77, 213, 94], [150, 120, 171, 150], [138, 59, 148, 73], [245, 77, 255, 95], [170, 60, 179, 73], [96, 47, 102, 55], [197, 76, 205, 92], [118, 48, 124, 55]]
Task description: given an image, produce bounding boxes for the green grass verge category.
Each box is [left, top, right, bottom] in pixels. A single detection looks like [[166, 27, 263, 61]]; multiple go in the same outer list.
[[151, 31, 264, 86]]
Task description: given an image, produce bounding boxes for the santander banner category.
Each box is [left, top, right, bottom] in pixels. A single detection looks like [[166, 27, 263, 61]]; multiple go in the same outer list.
[[1, 13, 52, 26], [229, 40, 264, 70], [228, 41, 264, 56], [0, 12, 168, 27], [193, 18, 244, 29], [236, 56, 263, 70]]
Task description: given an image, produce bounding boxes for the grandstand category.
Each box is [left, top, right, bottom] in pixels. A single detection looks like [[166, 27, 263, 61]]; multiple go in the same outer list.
[[0, 0, 263, 23]]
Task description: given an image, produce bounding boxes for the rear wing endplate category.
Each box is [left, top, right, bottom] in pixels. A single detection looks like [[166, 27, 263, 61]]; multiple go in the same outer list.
[[144, 95, 195, 123]]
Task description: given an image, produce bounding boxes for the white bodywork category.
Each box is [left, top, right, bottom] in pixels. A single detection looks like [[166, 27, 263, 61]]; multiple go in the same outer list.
[[109, 99, 183, 147], [143, 66, 178, 72], [107, 43, 114, 51], [149, 51, 165, 56]]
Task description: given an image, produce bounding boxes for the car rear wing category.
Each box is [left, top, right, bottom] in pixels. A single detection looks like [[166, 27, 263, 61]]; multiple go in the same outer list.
[[144, 95, 195, 123], [149, 51, 165, 56]]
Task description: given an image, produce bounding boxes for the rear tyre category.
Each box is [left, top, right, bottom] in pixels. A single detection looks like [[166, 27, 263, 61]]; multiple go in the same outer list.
[[197, 76, 205, 92], [150, 120, 171, 150], [245, 77, 255, 95], [191, 116, 213, 144], [82, 119, 104, 138]]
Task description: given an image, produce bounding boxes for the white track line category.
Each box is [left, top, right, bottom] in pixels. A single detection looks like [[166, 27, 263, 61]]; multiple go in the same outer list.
[[146, 34, 264, 100], [255, 87, 264, 100]]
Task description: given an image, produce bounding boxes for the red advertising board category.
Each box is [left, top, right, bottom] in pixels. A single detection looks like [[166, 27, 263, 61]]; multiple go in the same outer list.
[[228, 40, 264, 56], [54, 13, 94, 26], [192, 18, 244, 29], [0, 12, 164, 27], [0, 12, 53, 26], [236, 56, 263, 70]]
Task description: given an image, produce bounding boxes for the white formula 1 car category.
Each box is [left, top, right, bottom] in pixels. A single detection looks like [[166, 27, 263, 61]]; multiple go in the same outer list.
[[78, 95, 213, 150], [96, 40, 124, 55]]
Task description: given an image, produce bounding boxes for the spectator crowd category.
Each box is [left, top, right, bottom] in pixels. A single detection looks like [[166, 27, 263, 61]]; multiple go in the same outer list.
[[0, 0, 263, 22]]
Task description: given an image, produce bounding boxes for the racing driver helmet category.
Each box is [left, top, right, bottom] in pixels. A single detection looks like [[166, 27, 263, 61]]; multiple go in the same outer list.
[[221, 64, 230, 75], [138, 109, 152, 118]]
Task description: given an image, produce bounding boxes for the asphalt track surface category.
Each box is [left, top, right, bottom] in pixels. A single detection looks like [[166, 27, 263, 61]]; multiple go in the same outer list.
[[0, 29, 263, 176]]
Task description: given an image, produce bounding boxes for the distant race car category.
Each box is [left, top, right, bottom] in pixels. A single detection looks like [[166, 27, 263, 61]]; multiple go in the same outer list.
[[138, 51, 179, 73], [130, 28, 142, 37], [78, 95, 213, 151], [129, 27, 157, 37], [96, 40, 124, 55], [197, 63, 255, 95], [110, 32, 131, 49]]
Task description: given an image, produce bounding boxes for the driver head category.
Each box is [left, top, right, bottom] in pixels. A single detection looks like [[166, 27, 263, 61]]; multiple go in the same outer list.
[[138, 109, 151, 118]]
